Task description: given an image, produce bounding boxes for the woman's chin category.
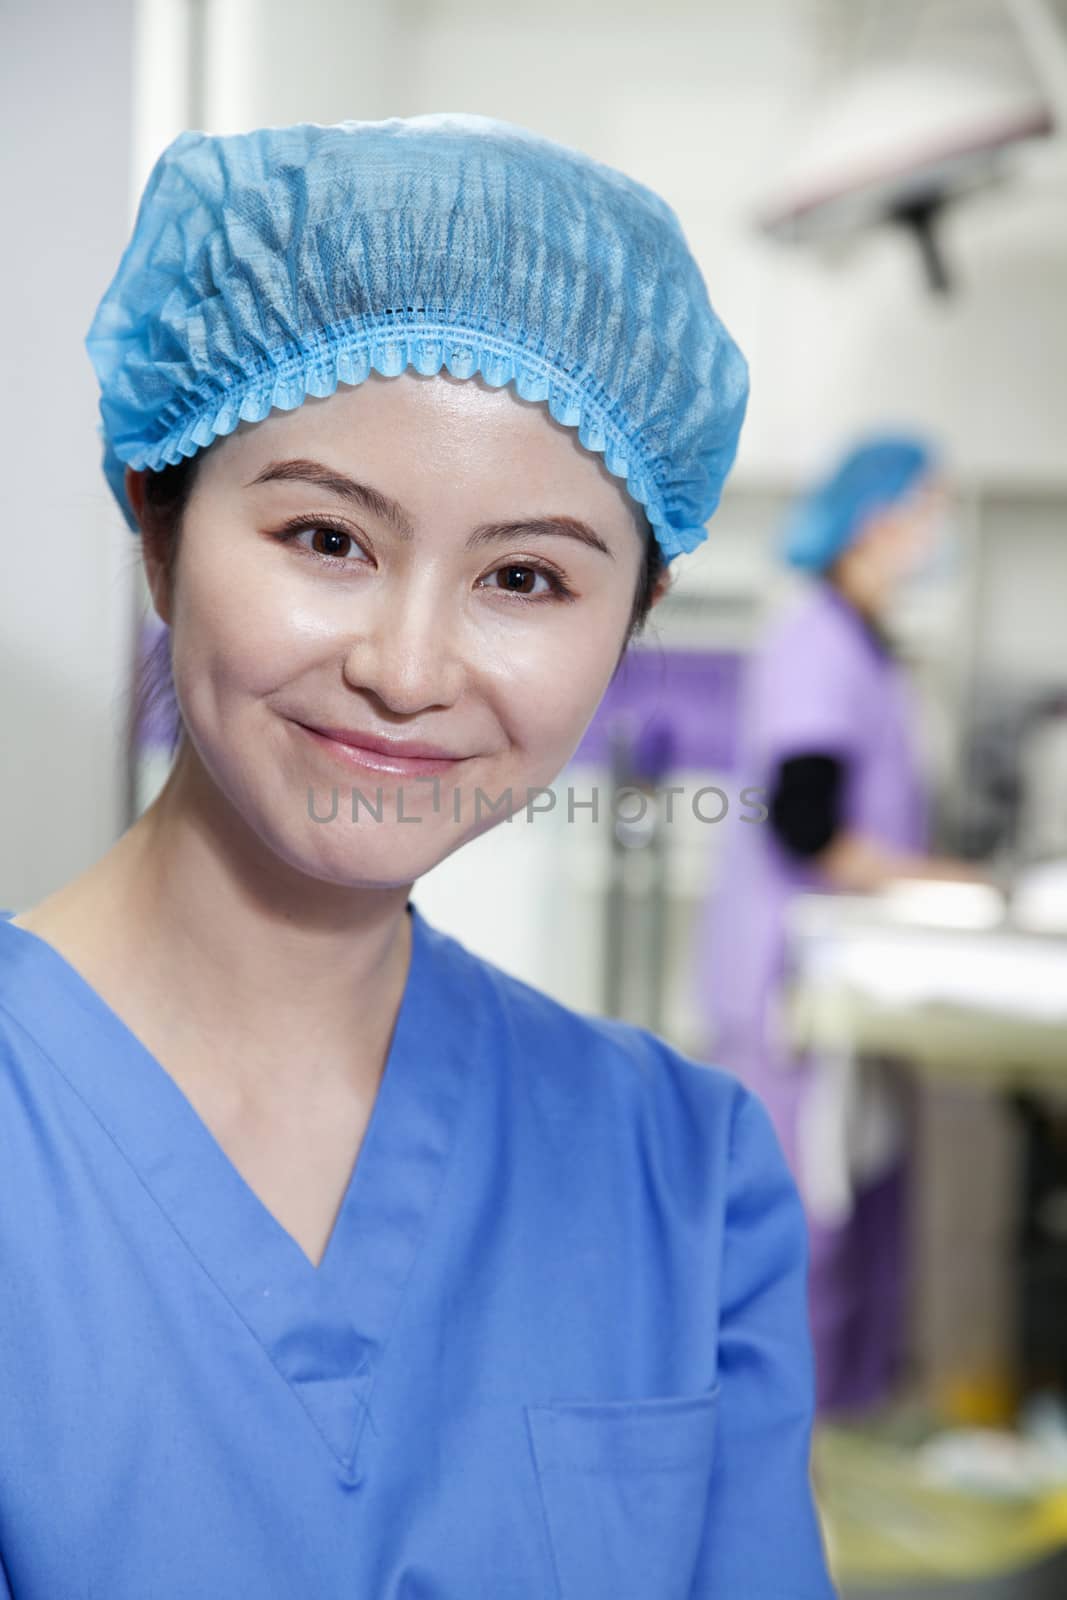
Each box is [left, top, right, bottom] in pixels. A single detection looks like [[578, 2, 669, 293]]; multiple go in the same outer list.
[[282, 813, 481, 891]]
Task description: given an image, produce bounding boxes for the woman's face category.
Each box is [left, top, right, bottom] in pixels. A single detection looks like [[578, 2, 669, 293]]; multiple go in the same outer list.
[[833, 473, 950, 617], [133, 371, 659, 889]]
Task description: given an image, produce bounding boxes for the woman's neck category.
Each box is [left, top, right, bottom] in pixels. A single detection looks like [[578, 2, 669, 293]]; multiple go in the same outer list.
[[25, 747, 415, 1103], [821, 574, 894, 656]]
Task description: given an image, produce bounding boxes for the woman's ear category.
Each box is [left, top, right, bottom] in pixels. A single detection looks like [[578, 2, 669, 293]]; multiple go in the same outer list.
[[648, 566, 672, 612], [126, 466, 173, 626]]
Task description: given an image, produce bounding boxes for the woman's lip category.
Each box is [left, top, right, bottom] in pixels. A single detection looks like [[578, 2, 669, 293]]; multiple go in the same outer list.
[[301, 722, 460, 759], [294, 722, 466, 777]]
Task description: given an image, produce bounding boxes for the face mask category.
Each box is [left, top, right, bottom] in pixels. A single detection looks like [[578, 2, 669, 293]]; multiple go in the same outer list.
[[881, 520, 961, 651], [896, 516, 960, 591]]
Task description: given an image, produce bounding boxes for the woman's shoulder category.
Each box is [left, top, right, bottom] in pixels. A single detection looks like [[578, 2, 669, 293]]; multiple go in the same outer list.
[[760, 581, 861, 669], [420, 908, 774, 1173]]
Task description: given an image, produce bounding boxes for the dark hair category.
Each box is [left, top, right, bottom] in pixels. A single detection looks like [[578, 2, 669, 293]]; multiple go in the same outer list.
[[129, 453, 200, 766], [130, 446, 669, 762]]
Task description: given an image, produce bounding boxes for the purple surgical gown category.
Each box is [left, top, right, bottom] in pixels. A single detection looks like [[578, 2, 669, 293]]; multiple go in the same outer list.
[[698, 579, 928, 1412], [0, 902, 836, 1598]]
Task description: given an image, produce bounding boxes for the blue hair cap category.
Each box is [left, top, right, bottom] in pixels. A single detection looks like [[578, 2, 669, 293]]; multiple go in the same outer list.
[[85, 113, 750, 563], [782, 434, 938, 573]]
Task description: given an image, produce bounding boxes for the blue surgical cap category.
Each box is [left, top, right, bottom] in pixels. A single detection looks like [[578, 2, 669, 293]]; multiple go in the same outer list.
[[84, 113, 749, 563], [782, 435, 938, 573]]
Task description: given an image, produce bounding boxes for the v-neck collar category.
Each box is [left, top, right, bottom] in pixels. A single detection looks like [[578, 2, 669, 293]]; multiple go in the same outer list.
[[0, 900, 472, 1485]]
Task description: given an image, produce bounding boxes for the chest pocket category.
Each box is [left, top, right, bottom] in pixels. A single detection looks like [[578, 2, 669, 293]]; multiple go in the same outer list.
[[524, 1385, 720, 1600]]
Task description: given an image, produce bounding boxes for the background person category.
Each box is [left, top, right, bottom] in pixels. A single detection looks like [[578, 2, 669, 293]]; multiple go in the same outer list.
[[697, 433, 984, 1417]]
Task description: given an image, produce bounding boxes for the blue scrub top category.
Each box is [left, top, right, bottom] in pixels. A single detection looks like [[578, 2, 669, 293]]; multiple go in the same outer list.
[[0, 903, 836, 1599]]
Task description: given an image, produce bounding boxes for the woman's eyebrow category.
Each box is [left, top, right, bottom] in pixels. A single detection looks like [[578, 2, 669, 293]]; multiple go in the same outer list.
[[245, 457, 614, 559]]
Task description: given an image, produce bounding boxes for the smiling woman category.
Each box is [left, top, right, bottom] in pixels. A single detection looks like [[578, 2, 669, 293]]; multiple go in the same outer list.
[[0, 114, 837, 1600], [122, 369, 675, 889]]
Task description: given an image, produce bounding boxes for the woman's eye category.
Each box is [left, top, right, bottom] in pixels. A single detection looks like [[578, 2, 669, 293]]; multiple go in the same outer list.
[[279, 523, 370, 566], [483, 563, 567, 600]]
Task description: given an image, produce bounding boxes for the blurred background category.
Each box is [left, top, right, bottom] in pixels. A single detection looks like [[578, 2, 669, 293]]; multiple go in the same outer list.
[[4, 0, 1067, 1592]]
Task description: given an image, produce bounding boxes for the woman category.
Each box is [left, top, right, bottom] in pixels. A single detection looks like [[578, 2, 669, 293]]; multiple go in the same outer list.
[[697, 435, 976, 1418], [0, 115, 835, 1598]]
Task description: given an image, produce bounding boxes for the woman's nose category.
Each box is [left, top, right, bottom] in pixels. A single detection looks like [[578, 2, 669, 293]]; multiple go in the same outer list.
[[341, 587, 465, 715]]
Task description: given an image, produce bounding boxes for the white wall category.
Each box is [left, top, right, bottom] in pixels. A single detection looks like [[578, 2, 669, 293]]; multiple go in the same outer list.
[[0, 0, 138, 913]]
